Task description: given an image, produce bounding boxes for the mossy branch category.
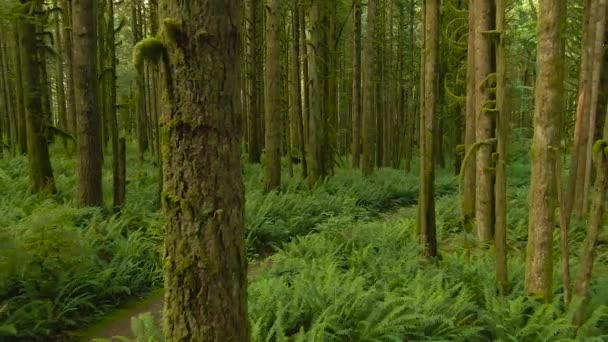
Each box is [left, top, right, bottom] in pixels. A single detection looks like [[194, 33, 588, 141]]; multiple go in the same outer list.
[[592, 140, 608, 162], [459, 138, 498, 222], [133, 37, 167, 71]]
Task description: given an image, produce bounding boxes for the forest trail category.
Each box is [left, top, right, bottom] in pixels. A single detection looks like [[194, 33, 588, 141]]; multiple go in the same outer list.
[[79, 207, 415, 341], [79, 258, 274, 341]]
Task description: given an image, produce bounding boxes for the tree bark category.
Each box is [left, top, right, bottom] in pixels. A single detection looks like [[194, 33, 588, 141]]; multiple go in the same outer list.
[[361, 0, 377, 176], [19, 1, 56, 194], [60, 0, 77, 136], [495, 0, 508, 294], [419, 0, 439, 258], [351, 0, 362, 168], [161, 0, 249, 339], [525, 0, 563, 302], [73, 0, 103, 207], [264, 0, 281, 192], [291, 3, 307, 178], [463, 0, 477, 226]]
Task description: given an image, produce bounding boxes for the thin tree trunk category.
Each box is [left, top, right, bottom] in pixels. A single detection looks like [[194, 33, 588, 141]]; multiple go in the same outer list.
[[53, 0, 68, 131], [495, 0, 509, 294], [264, 0, 281, 192], [351, 0, 362, 168], [60, 0, 77, 137], [291, 3, 307, 178], [19, 0, 56, 194], [463, 0, 476, 226], [361, 0, 377, 176], [525, 0, 564, 302], [419, 0, 439, 258], [74, 0, 103, 207]]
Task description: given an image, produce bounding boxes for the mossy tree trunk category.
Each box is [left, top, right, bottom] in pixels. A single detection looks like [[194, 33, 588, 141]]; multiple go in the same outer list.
[[418, 0, 439, 259], [495, 0, 509, 293], [245, 0, 262, 164], [474, 0, 496, 243], [463, 0, 476, 227], [53, 0, 68, 131], [73, 0, 103, 207], [361, 0, 377, 176], [525, 0, 564, 302], [291, 2, 307, 178], [160, 0, 249, 339], [264, 0, 281, 192], [19, 0, 56, 194], [60, 0, 77, 137], [351, 0, 362, 168], [132, 0, 149, 161], [12, 24, 27, 155]]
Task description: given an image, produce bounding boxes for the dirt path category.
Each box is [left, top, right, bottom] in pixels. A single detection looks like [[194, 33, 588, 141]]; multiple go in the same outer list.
[[78, 258, 273, 341]]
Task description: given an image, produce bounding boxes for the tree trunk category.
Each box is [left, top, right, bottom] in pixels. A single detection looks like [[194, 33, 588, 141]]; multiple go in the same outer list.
[[419, 0, 439, 258], [160, 0, 249, 339], [264, 0, 281, 192], [361, 0, 377, 176], [351, 0, 362, 168], [525, 0, 563, 302], [291, 3, 307, 178], [74, 0, 103, 207], [53, 0, 68, 131], [463, 0, 476, 226], [19, 1, 56, 194], [583, 0, 608, 215], [495, 0, 509, 294], [60, 0, 77, 136], [474, 0, 496, 243]]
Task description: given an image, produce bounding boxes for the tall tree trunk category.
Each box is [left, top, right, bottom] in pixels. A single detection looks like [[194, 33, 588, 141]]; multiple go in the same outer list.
[[308, 0, 326, 183], [74, 0, 103, 207], [361, 0, 377, 176], [419, 0, 439, 258], [133, 0, 149, 160], [574, 139, 608, 325], [19, 0, 56, 194], [53, 0, 68, 131], [107, 0, 121, 210], [13, 25, 27, 154], [246, 0, 262, 163], [463, 0, 476, 226], [160, 0, 249, 338], [525, 0, 564, 302], [61, 0, 77, 136], [291, 3, 307, 177], [583, 0, 608, 214], [300, 8, 310, 150], [264, 0, 281, 192], [495, 0, 509, 293], [351, 0, 362, 168], [474, 0, 496, 243]]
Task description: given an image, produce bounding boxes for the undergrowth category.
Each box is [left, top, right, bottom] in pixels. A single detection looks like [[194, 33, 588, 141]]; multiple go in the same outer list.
[[0, 145, 456, 340]]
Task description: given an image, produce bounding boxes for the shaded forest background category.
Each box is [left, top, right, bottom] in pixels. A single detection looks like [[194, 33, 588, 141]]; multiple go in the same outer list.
[[0, 0, 607, 340]]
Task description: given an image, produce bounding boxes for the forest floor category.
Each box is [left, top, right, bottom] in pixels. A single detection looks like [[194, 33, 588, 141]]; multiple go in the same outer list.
[[80, 257, 276, 341], [81, 207, 415, 341]]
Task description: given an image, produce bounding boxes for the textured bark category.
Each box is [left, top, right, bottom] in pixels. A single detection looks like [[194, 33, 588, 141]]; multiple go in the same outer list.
[[361, 0, 377, 176], [132, 0, 149, 160], [290, 4, 307, 178], [74, 0, 103, 207], [418, 0, 439, 258], [495, 0, 508, 293], [351, 0, 362, 168], [525, 0, 563, 302], [12, 25, 27, 154], [60, 0, 77, 136], [463, 0, 476, 226], [264, 0, 281, 192], [114, 137, 126, 211], [19, 1, 56, 194], [107, 0, 120, 210], [571, 0, 595, 217], [246, 0, 262, 163], [574, 140, 608, 325], [53, 0, 68, 131], [161, 0, 249, 339], [308, 0, 326, 183], [300, 8, 310, 149], [583, 0, 607, 214], [474, 0, 495, 243]]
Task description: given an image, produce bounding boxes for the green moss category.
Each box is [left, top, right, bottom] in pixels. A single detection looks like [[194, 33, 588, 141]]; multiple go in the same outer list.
[[592, 139, 608, 156], [133, 37, 166, 71], [455, 144, 465, 155], [162, 18, 182, 43]]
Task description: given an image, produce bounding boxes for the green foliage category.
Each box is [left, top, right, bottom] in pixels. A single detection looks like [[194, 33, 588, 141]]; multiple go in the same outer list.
[[132, 37, 166, 71]]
